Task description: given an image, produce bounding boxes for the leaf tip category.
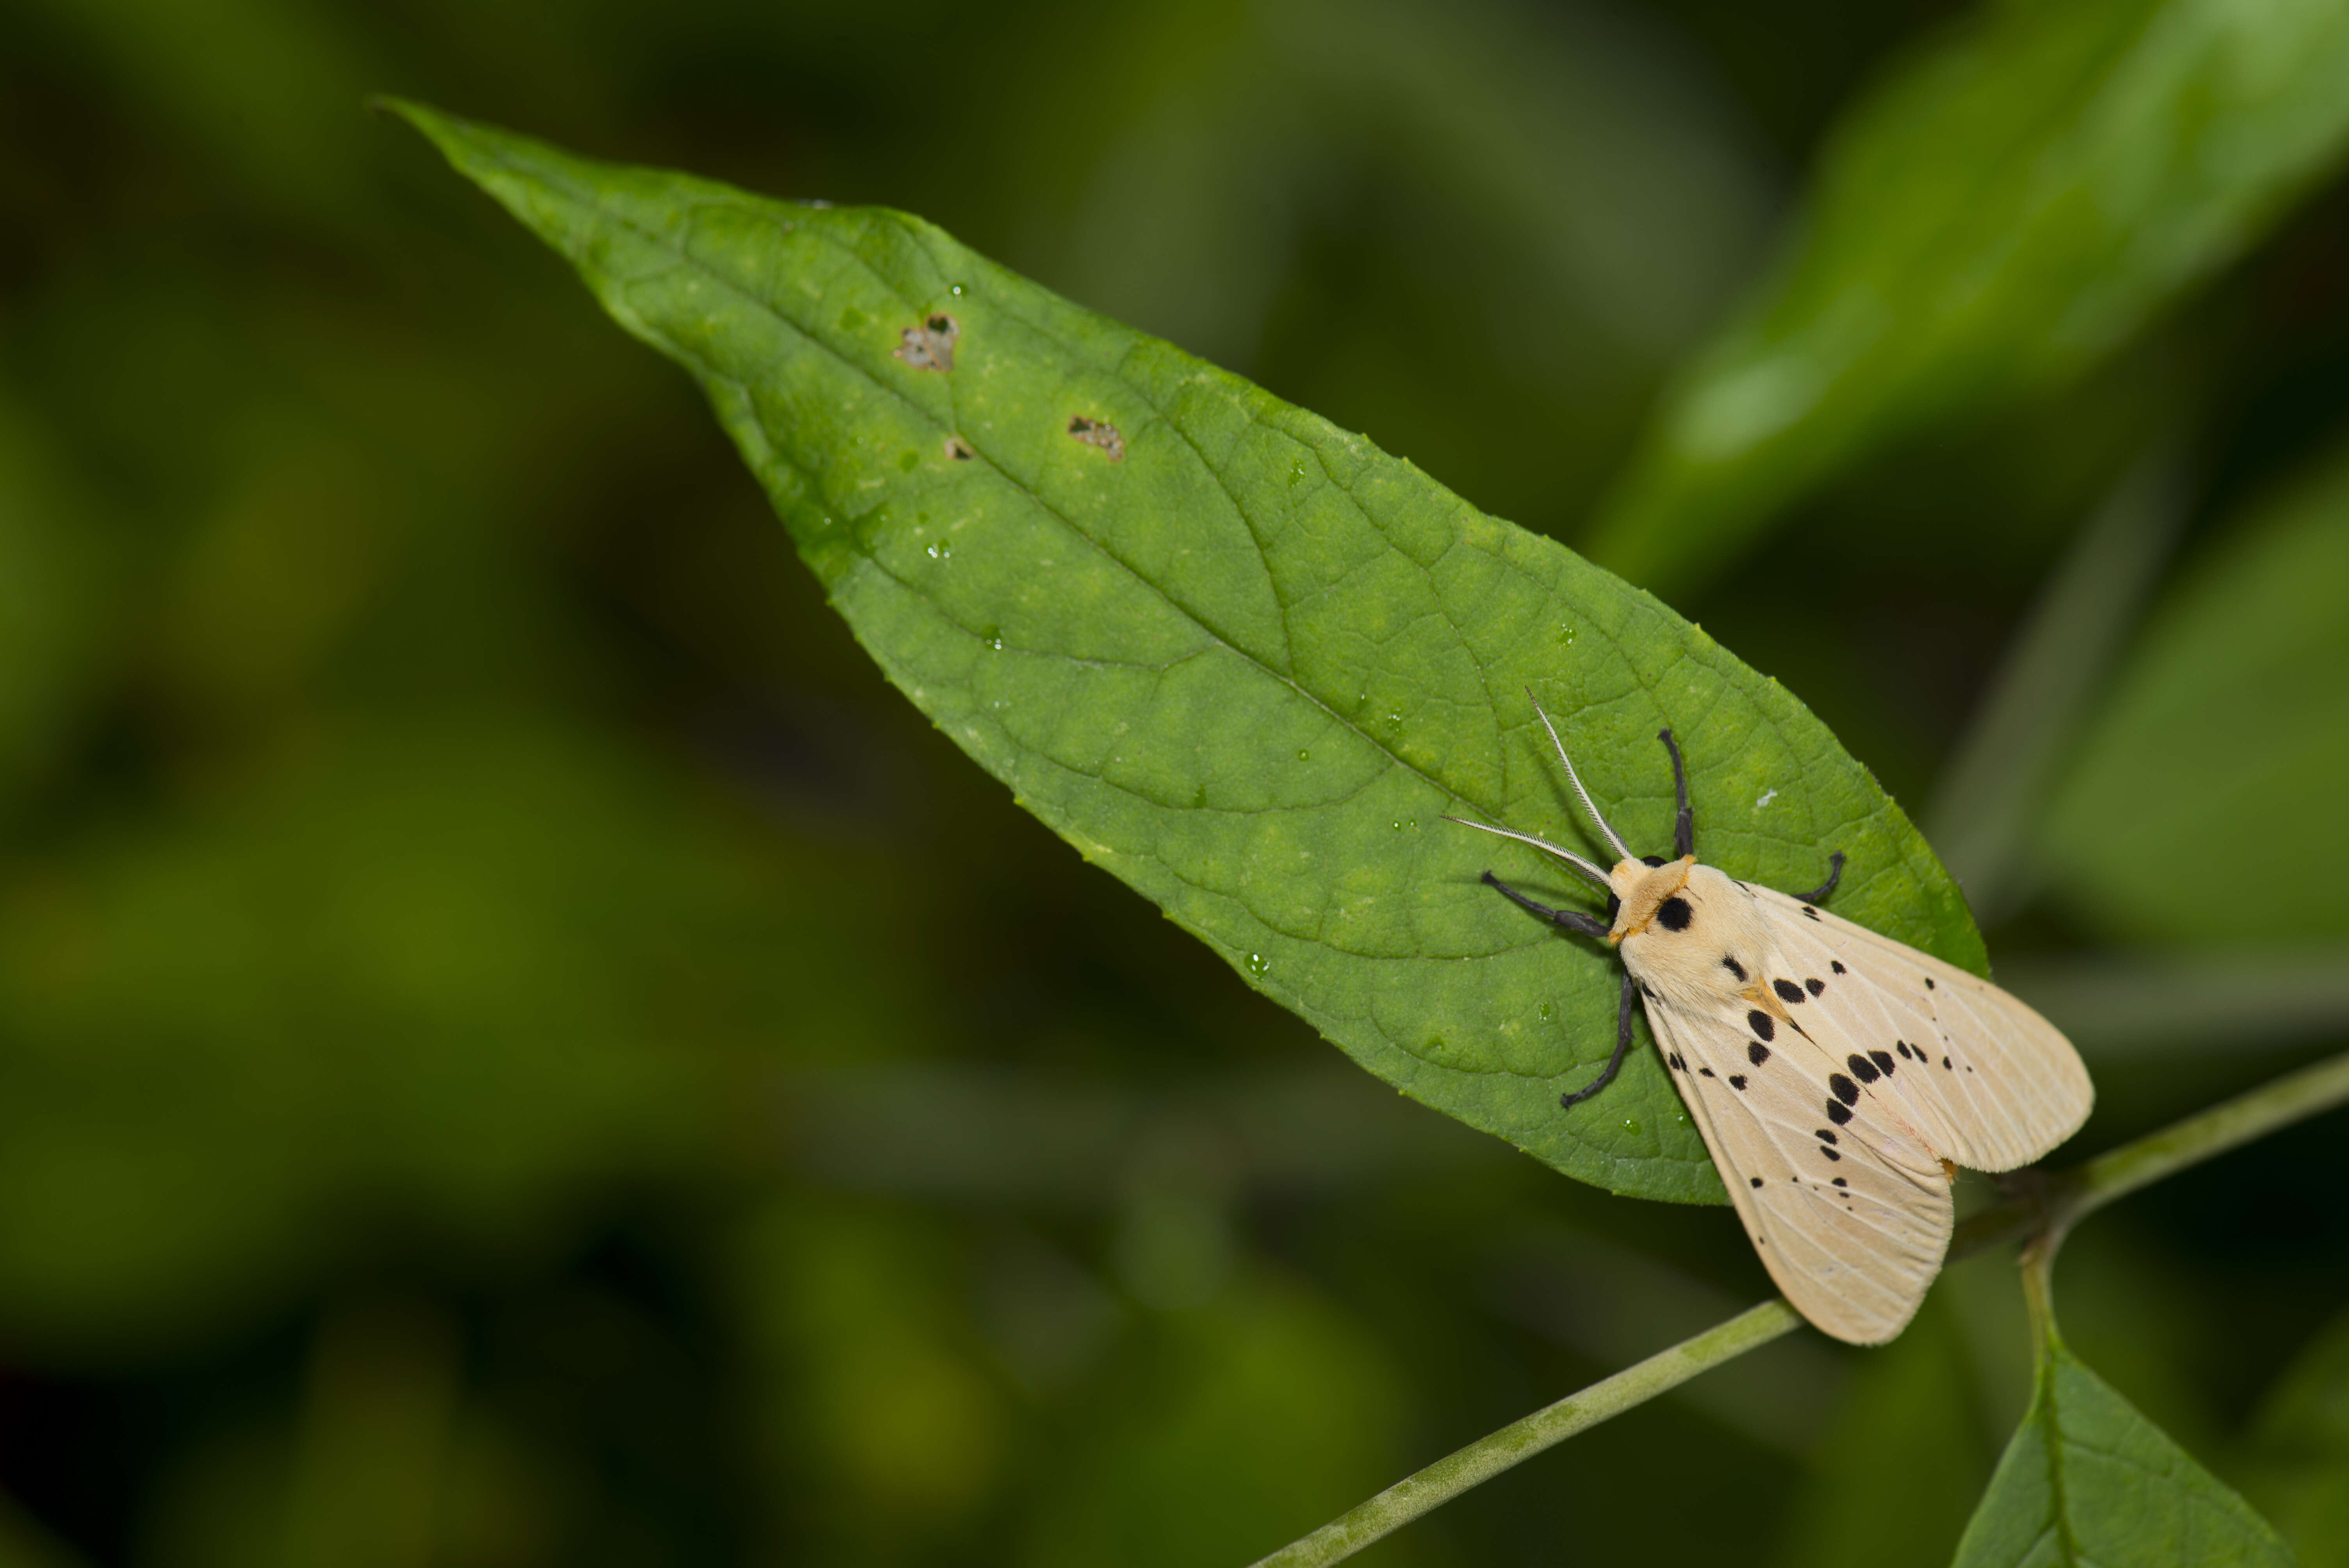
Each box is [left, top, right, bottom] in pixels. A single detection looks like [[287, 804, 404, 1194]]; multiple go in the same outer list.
[[369, 94, 454, 141], [370, 97, 524, 185]]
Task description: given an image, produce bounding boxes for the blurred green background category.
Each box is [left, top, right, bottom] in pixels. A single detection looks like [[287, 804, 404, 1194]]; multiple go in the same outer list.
[[4, 0, 2349, 1563]]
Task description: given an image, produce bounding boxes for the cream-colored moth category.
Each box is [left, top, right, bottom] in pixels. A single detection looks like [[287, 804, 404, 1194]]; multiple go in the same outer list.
[[1449, 700, 2093, 1345]]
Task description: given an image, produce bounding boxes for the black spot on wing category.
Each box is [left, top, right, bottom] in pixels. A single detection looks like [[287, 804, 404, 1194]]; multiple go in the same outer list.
[[1657, 896, 1693, 932], [1818, 1145, 1841, 1162], [1829, 1074, 1859, 1106], [1814, 1128, 1837, 1145], [1831, 1177, 1848, 1188], [1698, 1067, 1716, 1078], [1747, 1042, 1770, 1066], [1870, 1049, 1896, 1076], [1750, 1176, 1764, 1188], [1773, 978, 1804, 1004], [1826, 1100, 1853, 1125], [1942, 1056, 1953, 1070], [1925, 976, 1936, 989], [1805, 977, 1825, 997], [1830, 960, 1846, 975], [1721, 955, 1747, 982], [1802, 906, 1820, 921], [1747, 1010, 1775, 1042], [1895, 1041, 1913, 1060], [1729, 1074, 1748, 1090], [1845, 1054, 1879, 1085]]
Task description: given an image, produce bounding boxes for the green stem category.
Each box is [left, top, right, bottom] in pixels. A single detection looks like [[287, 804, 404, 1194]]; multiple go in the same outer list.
[[1252, 1046, 2349, 1568], [2016, 1231, 2061, 1351], [2057, 1046, 2349, 1228], [1245, 1301, 1801, 1568]]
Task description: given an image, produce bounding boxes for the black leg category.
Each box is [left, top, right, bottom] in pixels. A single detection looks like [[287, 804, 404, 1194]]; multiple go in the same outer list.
[[1481, 871, 1609, 939], [1561, 970, 1640, 1109], [1796, 850, 1846, 905], [1657, 729, 1695, 859]]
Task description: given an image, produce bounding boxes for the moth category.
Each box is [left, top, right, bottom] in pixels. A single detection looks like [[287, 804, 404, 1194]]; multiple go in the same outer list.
[[1450, 700, 2094, 1345]]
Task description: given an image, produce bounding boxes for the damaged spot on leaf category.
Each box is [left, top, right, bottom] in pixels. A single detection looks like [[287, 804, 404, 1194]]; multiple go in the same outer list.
[[943, 435, 975, 461], [895, 312, 959, 372], [1067, 415, 1125, 461]]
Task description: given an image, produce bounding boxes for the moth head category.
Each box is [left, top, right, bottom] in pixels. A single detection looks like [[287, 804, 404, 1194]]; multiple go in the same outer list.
[[1443, 698, 1696, 931], [1607, 854, 1696, 945]]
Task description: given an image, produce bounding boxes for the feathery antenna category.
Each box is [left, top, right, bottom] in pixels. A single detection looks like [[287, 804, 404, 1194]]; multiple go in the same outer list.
[[1526, 691, 1631, 864], [1439, 816, 1611, 891]]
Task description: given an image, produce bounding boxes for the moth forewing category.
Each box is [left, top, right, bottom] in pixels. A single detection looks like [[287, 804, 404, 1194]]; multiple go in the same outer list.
[[1622, 867, 1955, 1343], [1741, 884, 2094, 1171], [1644, 993, 1951, 1345]]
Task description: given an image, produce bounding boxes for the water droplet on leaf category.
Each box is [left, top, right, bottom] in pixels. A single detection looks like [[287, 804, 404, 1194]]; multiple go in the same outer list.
[[1537, 1001, 1553, 1021], [1244, 953, 1270, 980], [979, 625, 1002, 650]]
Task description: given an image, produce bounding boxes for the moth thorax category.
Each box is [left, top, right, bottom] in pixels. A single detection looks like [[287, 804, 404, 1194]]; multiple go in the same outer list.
[[1608, 854, 1696, 944]]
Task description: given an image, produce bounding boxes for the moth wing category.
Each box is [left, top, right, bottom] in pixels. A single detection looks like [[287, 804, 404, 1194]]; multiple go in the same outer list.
[[1646, 992, 1951, 1345], [1744, 885, 2094, 1172]]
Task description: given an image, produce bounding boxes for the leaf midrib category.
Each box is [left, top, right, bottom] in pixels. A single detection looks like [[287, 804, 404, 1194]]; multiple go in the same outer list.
[[2042, 1347, 2080, 1567]]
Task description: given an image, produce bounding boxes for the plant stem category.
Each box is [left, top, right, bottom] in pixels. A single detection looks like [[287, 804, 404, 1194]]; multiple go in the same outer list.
[[2058, 1046, 2349, 1228], [1252, 1046, 2349, 1568], [1246, 1300, 1801, 1568]]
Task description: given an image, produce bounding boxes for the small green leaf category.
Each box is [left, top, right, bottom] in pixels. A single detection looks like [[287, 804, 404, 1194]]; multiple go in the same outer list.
[[389, 102, 1982, 1206], [1588, 0, 2349, 597], [1955, 1340, 2293, 1568], [2046, 443, 2349, 944]]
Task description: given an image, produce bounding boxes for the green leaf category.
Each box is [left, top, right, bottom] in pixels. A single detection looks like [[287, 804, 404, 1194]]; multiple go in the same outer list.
[[1955, 1339, 2293, 1568], [2046, 442, 2349, 944], [387, 102, 1984, 1206], [1586, 0, 2349, 598]]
